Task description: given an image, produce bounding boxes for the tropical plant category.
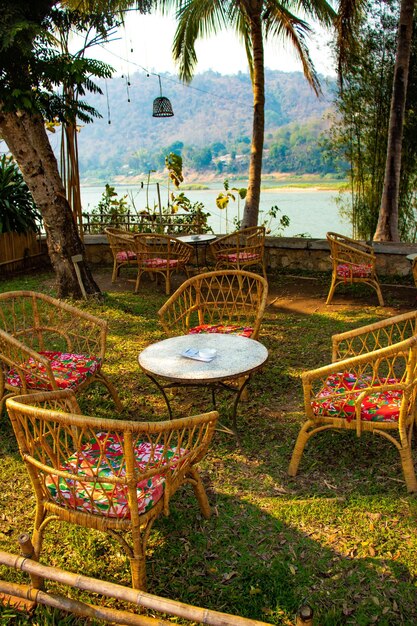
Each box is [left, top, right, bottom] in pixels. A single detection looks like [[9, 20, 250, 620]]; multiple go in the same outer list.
[[157, 0, 336, 229], [0, 155, 41, 234], [87, 184, 131, 233], [0, 1, 151, 297], [329, 0, 417, 241], [374, 0, 415, 241], [216, 179, 247, 233]]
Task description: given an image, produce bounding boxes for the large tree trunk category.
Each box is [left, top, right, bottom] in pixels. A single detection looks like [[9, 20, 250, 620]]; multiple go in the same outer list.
[[242, 5, 265, 229], [0, 105, 101, 299], [374, 0, 415, 242]]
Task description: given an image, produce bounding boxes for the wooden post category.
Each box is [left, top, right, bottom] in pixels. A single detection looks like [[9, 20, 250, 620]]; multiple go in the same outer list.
[[296, 605, 314, 626], [18, 533, 44, 591]]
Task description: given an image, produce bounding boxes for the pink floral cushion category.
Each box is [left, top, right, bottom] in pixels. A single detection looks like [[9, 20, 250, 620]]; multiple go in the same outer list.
[[116, 250, 136, 262], [189, 323, 253, 338], [6, 351, 102, 391], [311, 371, 402, 423], [336, 263, 372, 279], [45, 433, 185, 519], [219, 252, 259, 262], [143, 258, 179, 268]]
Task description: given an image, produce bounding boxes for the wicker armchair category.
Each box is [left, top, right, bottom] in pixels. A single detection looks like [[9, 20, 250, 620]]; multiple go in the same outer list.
[[0, 291, 122, 412], [133, 233, 193, 295], [209, 226, 266, 278], [288, 310, 417, 492], [6, 389, 218, 590], [158, 270, 268, 340], [104, 227, 136, 283], [326, 232, 384, 306]]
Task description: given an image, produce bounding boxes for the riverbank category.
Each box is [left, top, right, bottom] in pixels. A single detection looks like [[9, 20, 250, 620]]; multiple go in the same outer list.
[[81, 172, 346, 192]]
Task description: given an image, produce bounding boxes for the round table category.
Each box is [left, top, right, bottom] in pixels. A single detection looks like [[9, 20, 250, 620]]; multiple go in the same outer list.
[[138, 333, 268, 442], [176, 234, 217, 270]]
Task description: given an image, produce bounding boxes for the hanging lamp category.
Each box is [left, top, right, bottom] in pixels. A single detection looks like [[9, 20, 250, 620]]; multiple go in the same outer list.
[[153, 75, 174, 117]]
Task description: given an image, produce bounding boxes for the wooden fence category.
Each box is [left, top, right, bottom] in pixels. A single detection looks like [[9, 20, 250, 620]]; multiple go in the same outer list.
[[0, 231, 46, 274]]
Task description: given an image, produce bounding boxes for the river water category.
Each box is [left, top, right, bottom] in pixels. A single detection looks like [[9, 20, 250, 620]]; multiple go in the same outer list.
[[80, 183, 352, 238]]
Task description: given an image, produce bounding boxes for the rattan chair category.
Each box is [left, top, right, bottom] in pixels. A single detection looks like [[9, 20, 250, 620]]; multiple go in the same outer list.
[[209, 226, 266, 278], [133, 233, 193, 295], [326, 232, 384, 306], [0, 291, 122, 412], [104, 227, 136, 283], [158, 270, 268, 340], [6, 389, 218, 590], [288, 310, 417, 492]]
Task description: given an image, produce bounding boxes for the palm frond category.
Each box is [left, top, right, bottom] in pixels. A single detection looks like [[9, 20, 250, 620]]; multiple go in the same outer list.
[[264, 3, 322, 95], [172, 0, 229, 82]]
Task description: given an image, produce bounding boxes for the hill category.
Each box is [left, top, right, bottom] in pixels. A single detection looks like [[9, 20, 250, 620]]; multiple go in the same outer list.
[[77, 69, 337, 180]]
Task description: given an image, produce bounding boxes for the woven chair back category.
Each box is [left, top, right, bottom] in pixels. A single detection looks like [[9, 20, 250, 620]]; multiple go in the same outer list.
[[158, 270, 268, 339], [0, 291, 106, 358]]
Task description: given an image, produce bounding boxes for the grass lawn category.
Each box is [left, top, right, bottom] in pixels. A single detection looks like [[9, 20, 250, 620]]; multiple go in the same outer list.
[[1, 269, 417, 625]]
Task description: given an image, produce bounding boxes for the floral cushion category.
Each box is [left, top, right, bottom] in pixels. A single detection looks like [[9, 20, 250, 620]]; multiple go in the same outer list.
[[219, 252, 259, 262], [311, 371, 402, 423], [189, 323, 253, 338], [45, 433, 184, 519], [143, 258, 179, 268], [116, 250, 136, 262], [6, 351, 101, 391], [336, 263, 372, 279]]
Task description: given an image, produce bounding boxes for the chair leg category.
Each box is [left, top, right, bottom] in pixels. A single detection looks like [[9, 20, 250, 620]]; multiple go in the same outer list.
[[111, 261, 118, 283], [188, 466, 211, 519], [288, 420, 317, 476], [374, 282, 384, 307], [96, 372, 123, 412], [326, 275, 337, 305], [399, 445, 417, 493], [129, 555, 147, 590]]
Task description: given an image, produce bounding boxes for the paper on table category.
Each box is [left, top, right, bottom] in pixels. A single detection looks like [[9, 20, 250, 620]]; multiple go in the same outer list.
[[180, 348, 216, 362]]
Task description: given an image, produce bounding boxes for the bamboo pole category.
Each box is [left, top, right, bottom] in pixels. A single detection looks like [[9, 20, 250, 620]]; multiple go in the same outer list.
[[0, 551, 271, 626]]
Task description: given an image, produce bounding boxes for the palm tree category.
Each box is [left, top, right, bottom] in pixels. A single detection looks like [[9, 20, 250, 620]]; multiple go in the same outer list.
[[157, 0, 336, 228], [373, 0, 415, 241], [336, 0, 416, 242]]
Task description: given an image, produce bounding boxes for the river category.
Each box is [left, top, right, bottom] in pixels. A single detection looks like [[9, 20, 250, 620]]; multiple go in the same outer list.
[[80, 182, 352, 238]]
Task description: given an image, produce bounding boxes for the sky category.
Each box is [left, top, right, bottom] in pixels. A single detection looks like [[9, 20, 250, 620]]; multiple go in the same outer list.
[[85, 11, 337, 80]]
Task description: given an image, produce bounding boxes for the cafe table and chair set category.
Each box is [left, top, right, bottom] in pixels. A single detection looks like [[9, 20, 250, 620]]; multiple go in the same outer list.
[[2, 230, 417, 592]]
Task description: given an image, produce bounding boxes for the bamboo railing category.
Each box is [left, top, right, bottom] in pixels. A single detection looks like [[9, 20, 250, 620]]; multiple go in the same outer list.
[[0, 540, 286, 626]]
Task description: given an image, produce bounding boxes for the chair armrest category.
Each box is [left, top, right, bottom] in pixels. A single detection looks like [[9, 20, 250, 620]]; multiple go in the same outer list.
[[303, 337, 416, 418], [6, 389, 81, 415], [332, 311, 417, 361], [0, 329, 57, 390]]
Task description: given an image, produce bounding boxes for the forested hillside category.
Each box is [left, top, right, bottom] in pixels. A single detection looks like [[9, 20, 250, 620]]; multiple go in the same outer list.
[[77, 69, 339, 180]]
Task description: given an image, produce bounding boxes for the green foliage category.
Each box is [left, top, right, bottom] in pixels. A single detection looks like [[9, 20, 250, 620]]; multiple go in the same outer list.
[[0, 155, 40, 234], [87, 184, 130, 233], [329, 0, 417, 241], [165, 152, 184, 188]]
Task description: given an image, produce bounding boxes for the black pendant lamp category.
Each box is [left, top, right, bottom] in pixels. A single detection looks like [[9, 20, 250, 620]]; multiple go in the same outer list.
[[153, 75, 174, 117]]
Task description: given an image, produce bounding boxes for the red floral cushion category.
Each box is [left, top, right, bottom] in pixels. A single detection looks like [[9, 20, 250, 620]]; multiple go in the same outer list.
[[311, 371, 402, 423], [116, 250, 136, 262], [7, 351, 102, 391], [219, 252, 259, 262], [45, 433, 185, 519], [336, 263, 372, 279], [189, 323, 253, 338], [143, 258, 179, 268]]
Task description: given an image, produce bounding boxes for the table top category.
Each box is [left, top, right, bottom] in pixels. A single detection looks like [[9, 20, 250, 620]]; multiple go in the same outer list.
[[138, 333, 268, 383], [176, 234, 217, 245], [406, 253, 417, 262]]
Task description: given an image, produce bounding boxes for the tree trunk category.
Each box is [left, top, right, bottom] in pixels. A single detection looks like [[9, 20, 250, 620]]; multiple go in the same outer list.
[[242, 5, 265, 229], [0, 105, 101, 299], [374, 0, 415, 242]]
